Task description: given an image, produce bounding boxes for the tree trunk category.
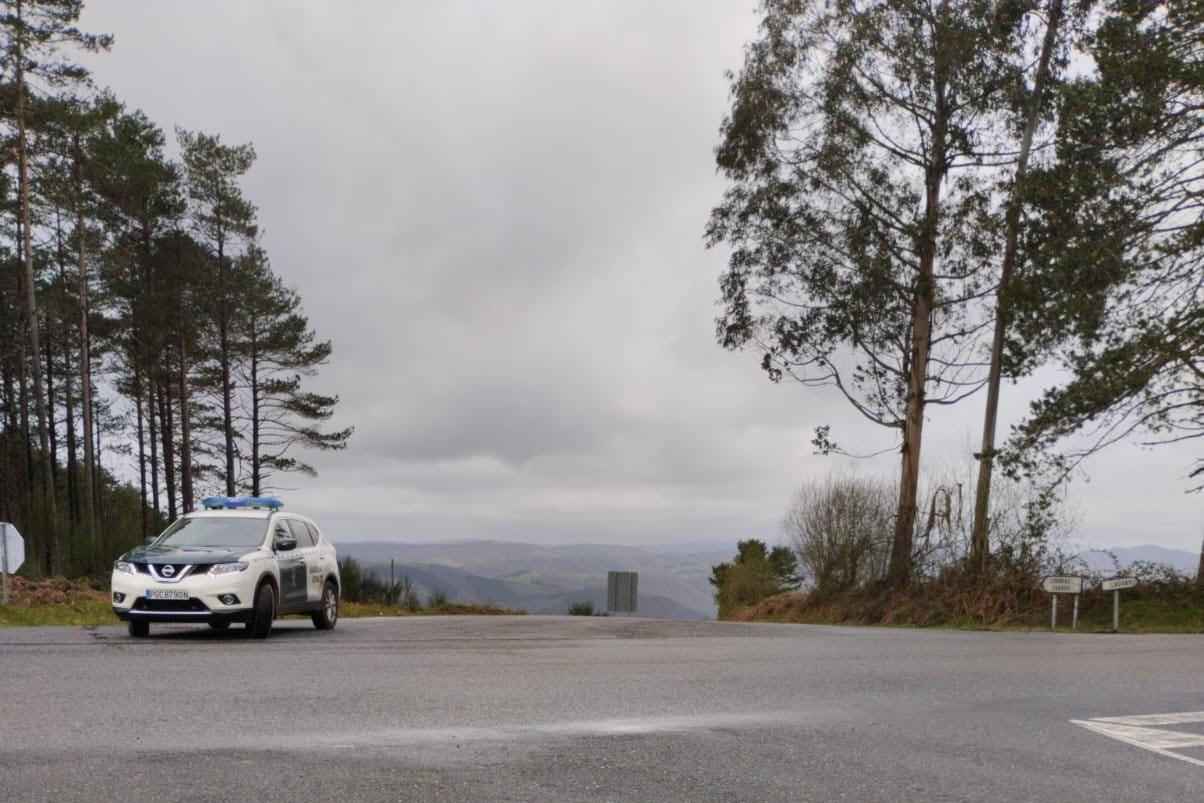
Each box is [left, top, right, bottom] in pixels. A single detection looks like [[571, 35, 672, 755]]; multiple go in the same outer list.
[[887, 17, 950, 590], [156, 383, 177, 521], [1196, 530, 1203, 589], [148, 376, 161, 519], [14, 10, 60, 573], [134, 366, 149, 539], [178, 327, 194, 513], [217, 222, 236, 496], [75, 133, 97, 545], [970, 0, 1064, 576], [250, 314, 260, 496], [53, 206, 79, 527]]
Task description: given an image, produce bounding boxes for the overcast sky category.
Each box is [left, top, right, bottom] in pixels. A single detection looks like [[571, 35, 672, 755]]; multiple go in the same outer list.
[[77, 1, 1201, 556]]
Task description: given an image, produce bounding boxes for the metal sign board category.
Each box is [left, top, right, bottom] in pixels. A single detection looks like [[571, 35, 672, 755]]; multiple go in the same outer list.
[[1101, 577, 1137, 591], [1, 522, 23, 573], [607, 571, 638, 614], [1041, 576, 1083, 594]]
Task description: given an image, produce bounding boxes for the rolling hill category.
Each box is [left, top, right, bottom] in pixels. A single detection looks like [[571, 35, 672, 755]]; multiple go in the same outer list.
[[337, 540, 731, 619]]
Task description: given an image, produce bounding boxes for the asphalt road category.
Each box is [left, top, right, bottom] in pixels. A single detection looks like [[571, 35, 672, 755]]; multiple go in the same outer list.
[[1, 616, 1201, 802]]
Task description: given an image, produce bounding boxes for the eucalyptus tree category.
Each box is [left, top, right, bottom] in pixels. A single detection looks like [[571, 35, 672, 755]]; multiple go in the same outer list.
[[0, 0, 110, 572], [967, 0, 1068, 575], [1006, 2, 1204, 482], [234, 247, 352, 496], [178, 128, 257, 497], [708, 0, 1030, 587]]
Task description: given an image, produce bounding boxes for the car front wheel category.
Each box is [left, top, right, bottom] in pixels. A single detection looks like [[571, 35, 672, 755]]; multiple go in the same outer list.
[[247, 583, 275, 639], [128, 620, 149, 638], [312, 581, 338, 630]]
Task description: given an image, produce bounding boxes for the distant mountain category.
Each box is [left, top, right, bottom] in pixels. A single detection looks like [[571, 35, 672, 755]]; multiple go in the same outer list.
[[1075, 545, 1199, 576], [337, 540, 731, 619]]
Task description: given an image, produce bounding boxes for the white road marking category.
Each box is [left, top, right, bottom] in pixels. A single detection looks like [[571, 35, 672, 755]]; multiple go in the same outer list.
[[1072, 711, 1204, 768]]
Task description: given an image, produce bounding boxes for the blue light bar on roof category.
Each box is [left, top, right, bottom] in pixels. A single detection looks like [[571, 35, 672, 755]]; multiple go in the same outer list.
[[201, 496, 283, 510]]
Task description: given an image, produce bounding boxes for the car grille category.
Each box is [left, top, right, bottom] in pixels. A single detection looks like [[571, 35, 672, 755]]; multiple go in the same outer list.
[[132, 598, 209, 613], [142, 563, 213, 582]]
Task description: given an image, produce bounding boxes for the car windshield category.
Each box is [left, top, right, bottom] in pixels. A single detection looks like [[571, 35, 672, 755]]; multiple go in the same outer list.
[[153, 516, 268, 548]]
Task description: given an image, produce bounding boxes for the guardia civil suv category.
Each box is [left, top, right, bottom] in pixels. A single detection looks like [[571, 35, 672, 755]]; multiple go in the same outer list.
[[111, 497, 340, 639]]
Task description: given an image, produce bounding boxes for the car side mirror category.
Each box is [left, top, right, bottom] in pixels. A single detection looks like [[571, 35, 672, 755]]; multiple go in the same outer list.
[[275, 535, 297, 552]]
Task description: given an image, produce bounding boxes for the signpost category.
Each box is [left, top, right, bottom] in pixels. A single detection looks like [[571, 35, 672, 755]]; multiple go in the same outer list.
[[1, 522, 25, 606], [1101, 577, 1137, 632], [1040, 575, 1083, 629]]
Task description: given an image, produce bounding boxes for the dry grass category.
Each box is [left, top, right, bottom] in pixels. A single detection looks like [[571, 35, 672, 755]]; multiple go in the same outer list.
[[728, 578, 1204, 633], [0, 577, 118, 626]]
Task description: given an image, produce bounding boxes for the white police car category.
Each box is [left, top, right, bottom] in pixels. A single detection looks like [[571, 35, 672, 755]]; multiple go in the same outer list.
[[111, 497, 340, 639]]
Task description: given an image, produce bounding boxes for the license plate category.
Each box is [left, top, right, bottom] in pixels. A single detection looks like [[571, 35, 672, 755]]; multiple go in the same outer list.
[[146, 589, 189, 600]]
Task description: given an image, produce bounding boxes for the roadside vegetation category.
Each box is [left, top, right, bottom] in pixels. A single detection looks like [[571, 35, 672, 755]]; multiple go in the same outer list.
[[711, 474, 1204, 632], [705, 1, 1204, 628], [0, 572, 519, 627]]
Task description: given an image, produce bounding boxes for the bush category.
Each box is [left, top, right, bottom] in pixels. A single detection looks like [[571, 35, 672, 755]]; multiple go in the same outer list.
[[783, 473, 892, 592], [568, 601, 594, 616], [427, 589, 448, 608], [711, 540, 800, 619]]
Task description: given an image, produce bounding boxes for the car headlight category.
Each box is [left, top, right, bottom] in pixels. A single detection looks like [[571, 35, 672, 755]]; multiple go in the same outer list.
[[208, 561, 249, 577], [113, 560, 138, 575]]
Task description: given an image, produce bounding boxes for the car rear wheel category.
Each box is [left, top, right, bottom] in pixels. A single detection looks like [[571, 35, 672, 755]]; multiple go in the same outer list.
[[128, 620, 149, 638], [247, 583, 275, 639], [312, 581, 338, 630]]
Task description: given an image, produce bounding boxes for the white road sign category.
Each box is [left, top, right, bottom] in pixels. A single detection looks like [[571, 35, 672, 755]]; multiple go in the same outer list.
[[1101, 576, 1137, 591], [1, 522, 23, 574], [1040, 575, 1082, 594]]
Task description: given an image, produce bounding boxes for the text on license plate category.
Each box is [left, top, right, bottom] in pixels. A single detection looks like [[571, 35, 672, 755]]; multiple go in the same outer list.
[[146, 589, 189, 600]]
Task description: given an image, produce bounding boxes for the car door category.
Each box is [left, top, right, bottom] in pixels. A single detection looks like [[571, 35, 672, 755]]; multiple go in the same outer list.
[[286, 518, 320, 604], [273, 520, 307, 609]]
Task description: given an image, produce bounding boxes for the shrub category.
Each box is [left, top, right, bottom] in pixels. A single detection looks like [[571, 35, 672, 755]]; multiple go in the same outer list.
[[783, 473, 892, 592], [711, 540, 800, 619], [568, 601, 594, 616]]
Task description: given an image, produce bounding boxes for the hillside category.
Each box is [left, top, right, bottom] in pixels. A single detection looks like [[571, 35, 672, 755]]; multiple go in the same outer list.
[[337, 540, 730, 619], [1075, 545, 1199, 576]]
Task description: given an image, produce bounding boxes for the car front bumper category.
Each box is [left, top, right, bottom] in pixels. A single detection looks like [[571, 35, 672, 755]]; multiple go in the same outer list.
[[111, 570, 256, 624]]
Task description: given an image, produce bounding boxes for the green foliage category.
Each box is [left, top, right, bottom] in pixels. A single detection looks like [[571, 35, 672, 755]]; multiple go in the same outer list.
[[568, 601, 594, 616], [1002, 2, 1204, 481], [337, 556, 406, 605], [710, 539, 800, 619], [426, 589, 448, 608], [0, 6, 352, 573], [706, 0, 1048, 589]]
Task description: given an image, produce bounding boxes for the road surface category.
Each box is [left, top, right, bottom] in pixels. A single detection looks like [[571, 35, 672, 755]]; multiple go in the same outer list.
[[1, 616, 1201, 801]]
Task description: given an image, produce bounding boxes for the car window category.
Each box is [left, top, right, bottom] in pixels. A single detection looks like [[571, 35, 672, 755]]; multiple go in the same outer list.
[[304, 522, 322, 546], [286, 519, 316, 548], [155, 516, 268, 548], [273, 522, 293, 543]]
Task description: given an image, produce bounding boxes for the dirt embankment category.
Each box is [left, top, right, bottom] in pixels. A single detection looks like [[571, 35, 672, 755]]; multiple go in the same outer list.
[[2, 576, 109, 607]]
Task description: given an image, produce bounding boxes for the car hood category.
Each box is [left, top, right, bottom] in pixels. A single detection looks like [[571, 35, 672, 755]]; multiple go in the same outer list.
[[121, 545, 255, 565]]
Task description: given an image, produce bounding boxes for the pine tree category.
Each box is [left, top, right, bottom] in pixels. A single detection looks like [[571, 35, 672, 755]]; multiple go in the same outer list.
[[0, 0, 110, 573], [235, 246, 351, 495]]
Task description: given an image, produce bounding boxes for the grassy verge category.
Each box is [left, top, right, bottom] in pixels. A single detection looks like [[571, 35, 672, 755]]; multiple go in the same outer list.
[[0, 576, 522, 627], [729, 584, 1204, 633]]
